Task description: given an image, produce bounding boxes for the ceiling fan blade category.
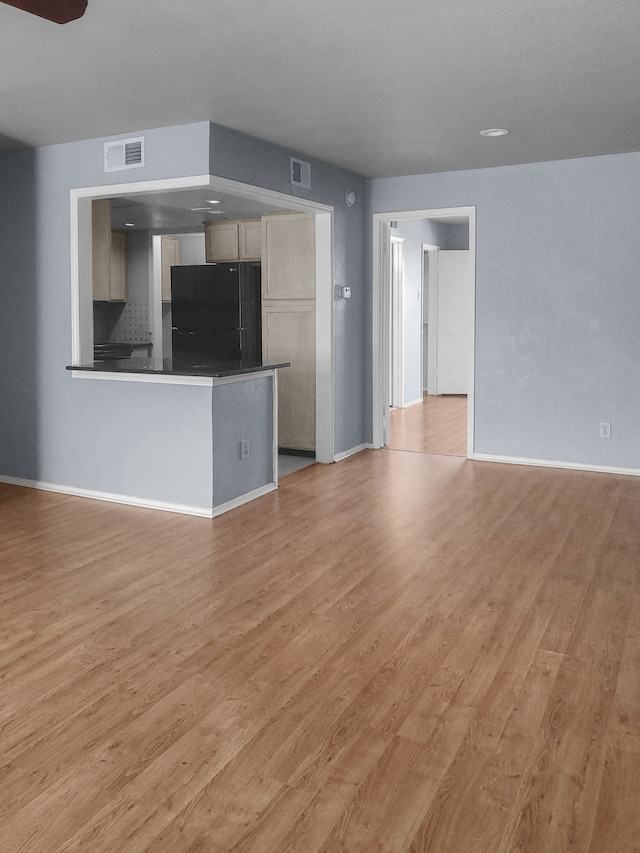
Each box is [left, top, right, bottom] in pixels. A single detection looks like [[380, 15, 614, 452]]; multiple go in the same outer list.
[[1, 0, 87, 23]]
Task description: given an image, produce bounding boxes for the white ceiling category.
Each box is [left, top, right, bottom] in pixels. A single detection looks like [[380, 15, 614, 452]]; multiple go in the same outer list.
[[2, 0, 640, 178]]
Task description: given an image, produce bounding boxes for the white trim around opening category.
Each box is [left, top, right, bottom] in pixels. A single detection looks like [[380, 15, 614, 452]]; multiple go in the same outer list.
[[70, 174, 335, 465]]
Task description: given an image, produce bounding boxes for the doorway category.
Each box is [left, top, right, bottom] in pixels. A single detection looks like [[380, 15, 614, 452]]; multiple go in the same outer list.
[[372, 207, 476, 457]]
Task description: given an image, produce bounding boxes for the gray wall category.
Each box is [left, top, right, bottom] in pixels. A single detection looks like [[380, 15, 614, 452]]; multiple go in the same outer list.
[[439, 222, 469, 250], [176, 233, 206, 266], [370, 152, 640, 468], [209, 123, 368, 455], [0, 149, 38, 479], [0, 119, 368, 512], [0, 122, 217, 507], [212, 377, 274, 506]]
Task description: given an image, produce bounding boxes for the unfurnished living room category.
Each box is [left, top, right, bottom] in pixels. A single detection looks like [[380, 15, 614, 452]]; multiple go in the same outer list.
[[1, 1, 640, 851]]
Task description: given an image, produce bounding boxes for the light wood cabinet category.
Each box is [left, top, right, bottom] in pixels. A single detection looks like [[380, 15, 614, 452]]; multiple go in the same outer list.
[[92, 199, 112, 301], [109, 231, 127, 302], [261, 212, 317, 451], [92, 199, 127, 302], [262, 213, 315, 299], [161, 236, 181, 302], [263, 300, 316, 451], [204, 219, 261, 262], [239, 220, 262, 260], [204, 221, 238, 262]]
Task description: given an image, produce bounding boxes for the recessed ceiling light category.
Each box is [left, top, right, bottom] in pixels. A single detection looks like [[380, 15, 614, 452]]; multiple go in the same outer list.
[[207, 199, 221, 204], [124, 222, 135, 227], [480, 128, 510, 137]]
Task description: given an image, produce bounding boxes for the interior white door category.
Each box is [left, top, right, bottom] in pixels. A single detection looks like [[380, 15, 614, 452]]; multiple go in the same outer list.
[[435, 250, 474, 394]]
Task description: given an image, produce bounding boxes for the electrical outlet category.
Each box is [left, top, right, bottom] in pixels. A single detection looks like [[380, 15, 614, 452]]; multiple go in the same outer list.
[[241, 439, 250, 459], [599, 421, 611, 439]]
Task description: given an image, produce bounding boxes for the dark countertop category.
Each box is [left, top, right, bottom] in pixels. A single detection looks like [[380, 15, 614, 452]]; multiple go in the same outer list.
[[67, 357, 290, 378]]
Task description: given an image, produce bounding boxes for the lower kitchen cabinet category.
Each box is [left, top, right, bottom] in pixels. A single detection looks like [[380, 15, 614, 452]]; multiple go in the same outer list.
[[262, 300, 316, 451]]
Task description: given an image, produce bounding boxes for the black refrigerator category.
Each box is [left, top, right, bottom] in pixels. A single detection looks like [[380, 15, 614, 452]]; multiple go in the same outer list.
[[170, 262, 261, 364]]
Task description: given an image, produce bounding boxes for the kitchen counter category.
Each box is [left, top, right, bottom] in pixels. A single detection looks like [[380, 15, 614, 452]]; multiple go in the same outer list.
[[66, 356, 290, 516], [67, 357, 290, 378]]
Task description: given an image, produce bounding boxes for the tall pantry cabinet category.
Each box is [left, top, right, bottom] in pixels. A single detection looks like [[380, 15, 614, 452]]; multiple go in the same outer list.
[[261, 213, 316, 452]]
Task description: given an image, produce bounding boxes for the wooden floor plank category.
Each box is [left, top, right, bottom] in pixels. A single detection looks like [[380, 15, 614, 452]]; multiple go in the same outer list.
[[0, 449, 639, 851], [388, 394, 467, 456]]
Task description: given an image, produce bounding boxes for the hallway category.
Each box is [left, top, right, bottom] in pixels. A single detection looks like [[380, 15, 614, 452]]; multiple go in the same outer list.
[[388, 394, 467, 456]]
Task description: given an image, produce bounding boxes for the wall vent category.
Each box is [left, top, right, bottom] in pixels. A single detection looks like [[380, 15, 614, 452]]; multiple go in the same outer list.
[[290, 157, 311, 190], [104, 136, 145, 172]]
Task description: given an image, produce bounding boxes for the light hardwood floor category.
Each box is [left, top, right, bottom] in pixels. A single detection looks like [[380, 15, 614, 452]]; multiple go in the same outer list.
[[388, 393, 467, 456], [1, 450, 639, 851]]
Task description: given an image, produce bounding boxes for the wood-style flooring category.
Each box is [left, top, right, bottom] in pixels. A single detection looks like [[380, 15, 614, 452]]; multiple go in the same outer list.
[[1, 449, 640, 851], [388, 393, 467, 456]]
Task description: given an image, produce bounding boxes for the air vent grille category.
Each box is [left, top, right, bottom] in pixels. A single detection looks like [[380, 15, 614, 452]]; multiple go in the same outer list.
[[104, 136, 145, 172], [290, 157, 311, 190], [124, 140, 143, 165]]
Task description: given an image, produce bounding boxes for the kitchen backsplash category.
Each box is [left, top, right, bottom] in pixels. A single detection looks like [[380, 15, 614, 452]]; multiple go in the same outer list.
[[94, 300, 151, 344]]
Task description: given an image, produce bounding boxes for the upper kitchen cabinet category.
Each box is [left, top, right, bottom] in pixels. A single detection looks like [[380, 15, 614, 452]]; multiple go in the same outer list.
[[263, 300, 316, 451], [161, 236, 181, 302], [238, 220, 262, 260], [204, 219, 261, 262], [261, 213, 315, 299], [92, 199, 128, 302]]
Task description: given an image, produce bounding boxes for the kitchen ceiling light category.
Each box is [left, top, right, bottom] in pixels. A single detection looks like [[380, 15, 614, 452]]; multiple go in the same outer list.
[[207, 199, 221, 204], [124, 222, 135, 227], [480, 128, 510, 137]]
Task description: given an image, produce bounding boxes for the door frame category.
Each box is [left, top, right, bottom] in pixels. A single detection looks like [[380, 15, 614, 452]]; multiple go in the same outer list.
[[389, 236, 404, 409], [372, 206, 476, 456], [420, 243, 439, 396]]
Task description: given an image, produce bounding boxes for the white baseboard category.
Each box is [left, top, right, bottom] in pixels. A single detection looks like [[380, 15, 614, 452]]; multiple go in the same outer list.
[[0, 474, 276, 519], [403, 397, 424, 408], [333, 443, 372, 462], [473, 453, 640, 478], [212, 483, 277, 517]]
